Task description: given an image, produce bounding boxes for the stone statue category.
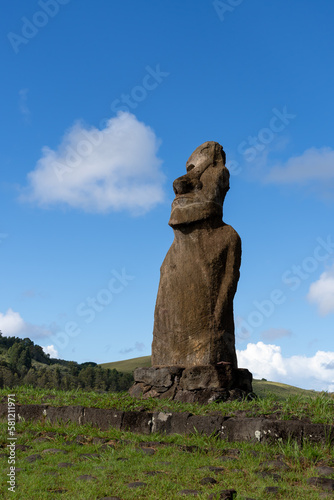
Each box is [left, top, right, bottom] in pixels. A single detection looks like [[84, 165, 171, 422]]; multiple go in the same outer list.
[[130, 142, 252, 403], [152, 141, 240, 367]]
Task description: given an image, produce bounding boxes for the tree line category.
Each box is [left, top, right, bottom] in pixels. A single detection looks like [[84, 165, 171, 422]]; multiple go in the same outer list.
[[0, 333, 133, 391]]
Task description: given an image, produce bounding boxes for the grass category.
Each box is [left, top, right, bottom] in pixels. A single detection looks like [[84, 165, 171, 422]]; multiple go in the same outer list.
[[100, 355, 151, 373], [0, 384, 333, 498], [1, 385, 333, 425], [0, 418, 333, 499]]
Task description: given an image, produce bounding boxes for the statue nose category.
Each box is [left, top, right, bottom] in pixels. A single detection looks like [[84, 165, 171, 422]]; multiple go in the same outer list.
[[173, 174, 202, 195]]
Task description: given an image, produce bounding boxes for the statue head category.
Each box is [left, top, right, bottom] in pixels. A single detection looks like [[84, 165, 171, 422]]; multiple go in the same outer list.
[[168, 141, 230, 227]]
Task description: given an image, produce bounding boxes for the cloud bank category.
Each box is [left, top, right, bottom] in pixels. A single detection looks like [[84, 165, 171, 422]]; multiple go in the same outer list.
[[21, 112, 165, 214], [265, 147, 334, 199], [307, 264, 334, 315], [237, 342, 334, 392], [0, 308, 52, 340]]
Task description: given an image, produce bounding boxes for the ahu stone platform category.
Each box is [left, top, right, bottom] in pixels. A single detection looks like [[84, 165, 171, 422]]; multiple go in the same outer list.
[[129, 365, 253, 404]]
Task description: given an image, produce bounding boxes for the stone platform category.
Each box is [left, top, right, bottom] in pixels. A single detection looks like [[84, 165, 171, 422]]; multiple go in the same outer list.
[[129, 365, 253, 404]]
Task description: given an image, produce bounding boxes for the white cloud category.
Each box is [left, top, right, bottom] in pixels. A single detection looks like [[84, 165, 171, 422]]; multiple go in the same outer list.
[[307, 265, 334, 315], [237, 341, 334, 391], [265, 147, 334, 199], [0, 308, 52, 340], [42, 345, 59, 358], [260, 328, 292, 341], [20, 112, 165, 214]]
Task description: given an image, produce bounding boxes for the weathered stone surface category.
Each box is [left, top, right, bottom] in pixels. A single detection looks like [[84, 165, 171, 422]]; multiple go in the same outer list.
[[315, 465, 334, 476], [179, 365, 234, 390], [121, 411, 153, 435], [134, 366, 183, 386], [221, 417, 304, 444], [82, 407, 123, 431], [200, 477, 217, 485], [16, 404, 48, 422], [152, 142, 241, 368], [44, 405, 84, 425], [186, 414, 225, 436], [307, 477, 334, 491], [303, 423, 334, 445], [131, 364, 253, 404]]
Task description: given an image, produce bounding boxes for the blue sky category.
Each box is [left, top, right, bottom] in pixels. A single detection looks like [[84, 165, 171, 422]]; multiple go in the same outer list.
[[1, 0, 334, 391]]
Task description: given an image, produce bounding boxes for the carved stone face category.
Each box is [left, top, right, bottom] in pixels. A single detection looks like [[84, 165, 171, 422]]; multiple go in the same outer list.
[[168, 141, 230, 227]]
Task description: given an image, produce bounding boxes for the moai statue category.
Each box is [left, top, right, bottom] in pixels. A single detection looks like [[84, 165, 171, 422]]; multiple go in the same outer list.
[[130, 142, 252, 403], [152, 141, 240, 368]]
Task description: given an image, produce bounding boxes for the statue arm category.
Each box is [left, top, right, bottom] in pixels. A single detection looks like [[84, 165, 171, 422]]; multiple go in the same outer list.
[[214, 228, 241, 325]]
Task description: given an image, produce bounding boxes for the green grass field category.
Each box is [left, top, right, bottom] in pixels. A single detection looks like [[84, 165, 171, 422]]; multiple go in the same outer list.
[[0, 403, 333, 499], [0, 356, 332, 498]]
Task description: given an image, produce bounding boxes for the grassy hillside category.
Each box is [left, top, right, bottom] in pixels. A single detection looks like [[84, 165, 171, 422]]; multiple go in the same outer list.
[[99, 355, 320, 400], [100, 355, 151, 373]]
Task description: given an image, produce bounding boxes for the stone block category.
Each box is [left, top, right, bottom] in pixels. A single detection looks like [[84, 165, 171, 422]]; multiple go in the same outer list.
[[121, 411, 153, 435], [82, 408, 124, 431], [179, 365, 234, 390]]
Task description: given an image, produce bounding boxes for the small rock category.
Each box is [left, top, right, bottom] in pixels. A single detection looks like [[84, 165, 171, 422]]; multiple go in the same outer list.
[[208, 490, 237, 499], [257, 471, 281, 482], [315, 466, 334, 476], [264, 486, 280, 494], [200, 477, 217, 485], [127, 482, 147, 488], [208, 466, 225, 472], [26, 454, 42, 463], [137, 447, 155, 455], [260, 459, 289, 471], [15, 444, 32, 451], [58, 462, 74, 468], [307, 477, 334, 491]]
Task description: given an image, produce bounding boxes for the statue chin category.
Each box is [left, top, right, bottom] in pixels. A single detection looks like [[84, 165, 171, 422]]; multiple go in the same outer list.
[[168, 201, 222, 227]]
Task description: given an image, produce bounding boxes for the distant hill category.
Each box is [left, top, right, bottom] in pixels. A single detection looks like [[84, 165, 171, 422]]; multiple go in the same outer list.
[[0, 332, 133, 391], [100, 355, 151, 373], [99, 355, 319, 400]]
